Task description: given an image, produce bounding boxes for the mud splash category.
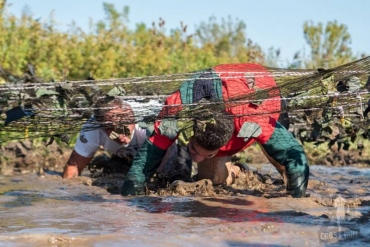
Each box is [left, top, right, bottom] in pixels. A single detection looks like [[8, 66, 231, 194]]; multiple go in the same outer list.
[[0, 165, 369, 246]]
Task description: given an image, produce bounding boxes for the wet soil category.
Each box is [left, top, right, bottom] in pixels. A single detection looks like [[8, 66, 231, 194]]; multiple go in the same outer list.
[[2, 139, 368, 199], [1, 140, 370, 246], [0, 165, 369, 246], [1, 139, 368, 175]]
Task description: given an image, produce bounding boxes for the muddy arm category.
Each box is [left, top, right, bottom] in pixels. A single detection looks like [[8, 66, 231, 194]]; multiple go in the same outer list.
[[62, 150, 93, 178]]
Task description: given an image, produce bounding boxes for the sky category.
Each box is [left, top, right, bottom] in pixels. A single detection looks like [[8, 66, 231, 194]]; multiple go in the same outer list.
[[5, 0, 370, 64]]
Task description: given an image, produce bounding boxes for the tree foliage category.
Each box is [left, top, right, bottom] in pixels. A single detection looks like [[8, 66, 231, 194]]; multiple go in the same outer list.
[[0, 2, 363, 80], [195, 16, 264, 64], [302, 20, 356, 69], [0, 2, 268, 81]]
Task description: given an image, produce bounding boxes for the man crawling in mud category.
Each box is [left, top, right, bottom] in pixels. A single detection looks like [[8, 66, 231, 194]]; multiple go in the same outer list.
[[62, 96, 191, 181], [121, 63, 309, 198], [62, 96, 146, 178]]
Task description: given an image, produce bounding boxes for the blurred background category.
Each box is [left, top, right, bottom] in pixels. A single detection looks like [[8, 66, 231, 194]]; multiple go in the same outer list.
[[1, 0, 369, 81]]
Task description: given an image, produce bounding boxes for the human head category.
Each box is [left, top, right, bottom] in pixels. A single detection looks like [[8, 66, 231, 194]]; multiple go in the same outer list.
[[93, 96, 135, 124], [187, 113, 234, 162], [93, 96, 135, 145]]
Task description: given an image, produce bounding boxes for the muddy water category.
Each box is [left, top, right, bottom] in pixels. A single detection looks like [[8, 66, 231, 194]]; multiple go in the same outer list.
[[0, 165, 369, 247]]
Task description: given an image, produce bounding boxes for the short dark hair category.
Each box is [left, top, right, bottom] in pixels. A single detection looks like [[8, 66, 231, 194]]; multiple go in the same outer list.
[[193, 112, 234, 150], [93, 96, 134, 123]]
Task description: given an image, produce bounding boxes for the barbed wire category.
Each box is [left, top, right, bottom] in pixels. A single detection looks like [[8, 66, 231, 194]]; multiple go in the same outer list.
[[1, 57, 370, 144]]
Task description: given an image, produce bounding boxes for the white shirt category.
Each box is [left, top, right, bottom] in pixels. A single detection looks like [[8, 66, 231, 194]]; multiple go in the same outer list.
[[74, 122, 147, 158]]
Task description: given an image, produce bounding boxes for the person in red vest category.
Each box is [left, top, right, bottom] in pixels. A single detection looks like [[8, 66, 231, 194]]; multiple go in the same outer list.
[[121, 63, 309, 198]]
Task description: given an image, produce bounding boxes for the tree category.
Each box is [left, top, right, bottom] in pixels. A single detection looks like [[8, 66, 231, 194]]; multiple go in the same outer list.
[[0, 0, 5, 14], [195, 16, 265, 64], [302, 20, 356, 69]]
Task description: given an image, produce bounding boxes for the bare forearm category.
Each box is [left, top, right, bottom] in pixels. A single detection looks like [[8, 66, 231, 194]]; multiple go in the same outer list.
[[62, 150, 93, 178]]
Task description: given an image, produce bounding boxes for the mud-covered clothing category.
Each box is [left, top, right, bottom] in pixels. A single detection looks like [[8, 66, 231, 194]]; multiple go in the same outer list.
[[74, 119, 146, 160], [122, 63, 309, 198]]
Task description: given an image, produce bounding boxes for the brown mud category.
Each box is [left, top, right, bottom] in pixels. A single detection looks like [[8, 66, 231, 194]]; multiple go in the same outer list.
[[0, 140, 370, 246], [1, 139, 368, 175], [1, 139, 368, 199]]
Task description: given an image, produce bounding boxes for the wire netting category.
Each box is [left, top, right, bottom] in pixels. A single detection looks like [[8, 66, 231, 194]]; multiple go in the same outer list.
[[1, 56, 370, 146]]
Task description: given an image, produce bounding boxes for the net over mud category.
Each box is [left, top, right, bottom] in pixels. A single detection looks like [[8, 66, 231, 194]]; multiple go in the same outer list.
[[1, 57, 370, 149]]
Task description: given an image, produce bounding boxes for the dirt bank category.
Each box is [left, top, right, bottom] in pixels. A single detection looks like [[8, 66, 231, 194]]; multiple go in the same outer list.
[[1, 139, 369, 177]]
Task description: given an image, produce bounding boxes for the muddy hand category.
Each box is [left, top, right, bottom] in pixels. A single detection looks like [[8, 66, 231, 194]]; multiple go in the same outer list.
[[62, 165, 79, 179]]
